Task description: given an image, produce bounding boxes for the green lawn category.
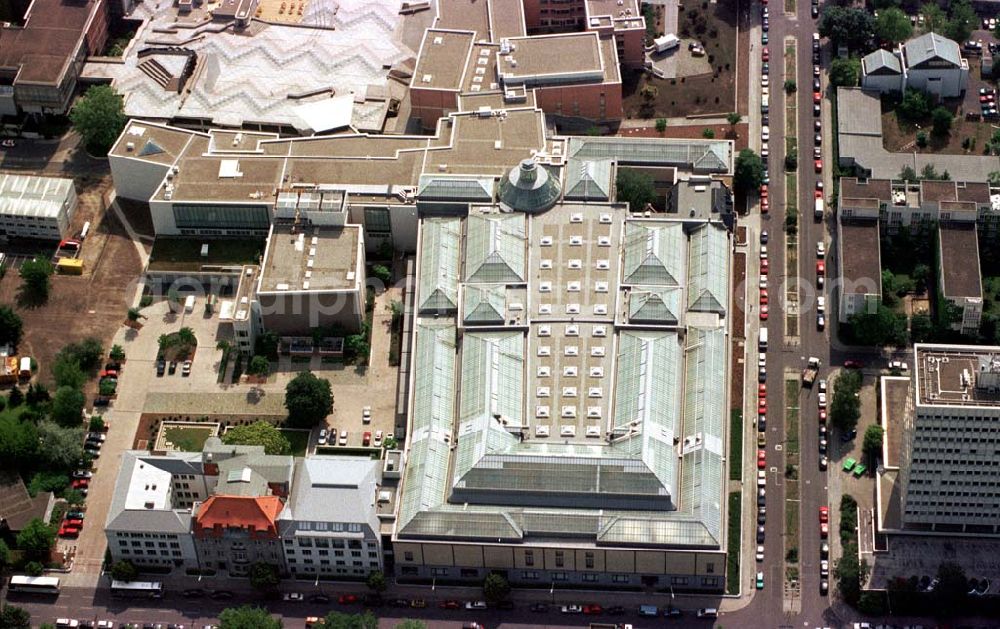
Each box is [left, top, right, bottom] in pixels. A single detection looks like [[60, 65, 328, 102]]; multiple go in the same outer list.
[[784, 379, 800, 455], [280, 429, 310, 456], [163, 426, 215, 452], [148, 238, 264, 272], [729, 409, 743, 481], [726, 491, 741, 595]]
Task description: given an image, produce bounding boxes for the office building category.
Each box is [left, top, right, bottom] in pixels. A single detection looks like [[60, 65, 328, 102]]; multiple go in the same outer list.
[[898, 344, 1000, 534]]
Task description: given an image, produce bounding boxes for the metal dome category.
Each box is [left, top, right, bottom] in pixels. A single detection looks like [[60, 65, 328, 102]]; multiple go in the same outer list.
[[498, 159, 560, 214]]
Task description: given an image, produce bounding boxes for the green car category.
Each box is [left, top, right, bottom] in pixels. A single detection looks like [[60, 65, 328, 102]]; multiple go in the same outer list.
[[853, 464, 867, 477], [843, 457, 856, 472], [756, 571, 765, 589]]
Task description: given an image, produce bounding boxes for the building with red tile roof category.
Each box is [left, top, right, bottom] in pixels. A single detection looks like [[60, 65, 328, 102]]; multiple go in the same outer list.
[[193, 495, 283, 539]]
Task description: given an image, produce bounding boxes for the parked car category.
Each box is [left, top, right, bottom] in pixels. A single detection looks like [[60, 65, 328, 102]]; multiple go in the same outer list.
[[182, 360, 192, 377], [338, 594, 359, 605], [283, 593, 304, 602], [465, 601, 487, 611], [560, 605, 583, 614], [318, 428, 328, 445], [156, 360, 166, 376], [439, 600, 460, 610]]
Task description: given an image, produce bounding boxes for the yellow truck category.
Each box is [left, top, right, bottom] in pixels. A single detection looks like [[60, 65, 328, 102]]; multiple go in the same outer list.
[[56, 258, 83, 274]]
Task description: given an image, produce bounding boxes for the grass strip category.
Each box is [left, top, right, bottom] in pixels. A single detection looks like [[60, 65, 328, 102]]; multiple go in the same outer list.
[[729, 409, 744, 481], [726, 491, 742, 595]]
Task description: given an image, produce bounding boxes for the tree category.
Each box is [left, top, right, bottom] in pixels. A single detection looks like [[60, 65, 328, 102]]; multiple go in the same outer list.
[[873, 0, 901, 8], [829, 57, 861, 87], [16, 518, 54, 560], [57, 338, 103, 372], [0, 416, 37, 468], [819, 6, 875, 51], [702, 128, 715, 139], [366, 570, 387, 593], [0, 540, 10, 567], [177, 327, 197, 347], [23, 561, 43, 576], [862, 424, 884, 463], [51, 386, 85, 427], [255, 330, 279, 360], [835, 543, 863, 604], [874, 8, 912, 44], [916, 131, 928, 148], [109, 344, 126, 362], [285, 372, 333, 428], [37, 421, 84, 470], [784, 79, 797, 93], [221, 421, 290, 455], [655, 118, 668, 133], [218, 606, 282, 629], [483, 572, 511, 603], [52, 357, 86, 390], [249, 562, 280, 591], [371, 264, 391, 284], [848, 304, 908, 347], [62, 489, 85, 507], [785, 147, 798, 171], [898, 88, 931, 122], [912, 263, 930, 292], [919, 2, 947, 34], [899, 166, 918, 182], [830, 370, 863, 433], [7, 387, 22, 408], [69, 85, 126, 156], [0, 306, 23, 348], [615, 167, 656, 211], [111, 560, 138, 582], [322, 611, 377, 629], [126, 307, 142, 322], [344, 334, 370, 363], [734, 149, 765, 195], [246, 355, 270, 377], [0, 605, 30, 629], [931, 106, 953, 136], [910, 313, 934, 342], [726, 112, 741, 127], [18, 258, 53, 302], [945, 0, 977, 43], [935, 561, 968, 615]]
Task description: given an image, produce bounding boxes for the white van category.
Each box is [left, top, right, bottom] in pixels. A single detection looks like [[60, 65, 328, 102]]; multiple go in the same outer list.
[[183, 295, 195, 313], [759, 327, 768, 350], [697, 608, 719, 618]]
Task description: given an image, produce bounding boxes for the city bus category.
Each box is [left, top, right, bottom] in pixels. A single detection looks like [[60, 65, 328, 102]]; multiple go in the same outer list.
[[8, 575, 60, 595], [110, 580, 163, 599]]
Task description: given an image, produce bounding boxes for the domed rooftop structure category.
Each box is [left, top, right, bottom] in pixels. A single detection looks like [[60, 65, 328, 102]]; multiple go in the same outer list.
[[498, 159, 560, 213]]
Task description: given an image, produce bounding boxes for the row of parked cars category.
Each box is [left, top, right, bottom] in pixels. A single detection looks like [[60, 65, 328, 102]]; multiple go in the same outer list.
[[58, 422, 108, 538]]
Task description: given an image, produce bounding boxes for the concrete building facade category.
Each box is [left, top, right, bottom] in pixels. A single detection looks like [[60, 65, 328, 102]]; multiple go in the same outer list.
[[900, 344, 1000, 534]]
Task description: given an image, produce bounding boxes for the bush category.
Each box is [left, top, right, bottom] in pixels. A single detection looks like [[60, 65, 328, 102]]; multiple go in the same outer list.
[[916, 131, 928, 148], [23, 561, 43, 577], [111, 560, 138, 582], [785, 148, 798, 171], [784, 79, 797, 93]]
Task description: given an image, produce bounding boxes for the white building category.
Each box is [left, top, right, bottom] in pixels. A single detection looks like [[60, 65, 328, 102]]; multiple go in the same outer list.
[[861, 32, 969, 99], [0, 174, 77, 240], [278, 457, 384, 579], [901, 344, 1000, 535]]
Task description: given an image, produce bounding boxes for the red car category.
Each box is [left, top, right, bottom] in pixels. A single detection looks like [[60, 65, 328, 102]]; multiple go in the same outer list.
[[761, 258, 769, 273], [760, 184, 769, 198], [762, 47, 769, 62], [72, 479, 89, 489], [844, 359, 863, 369], [58, 525, 80, 538], [64, 518, 84, 528], [760, 305, 769, 321], [338, 594, 359, 605], [760, 292, 768, 305], [819, 408, 827, 422], [814, 159, 823, 173], [820, 522, 829, 538], [438, 600, 460, 610], [363, 431, 372, 446], [759, 383, 767, 396], [816, 260, 825, 276], [583, 605, 603, 615], [819, 506, 829, 523], [758, 402, 767, 414], [757, 450, 766, 469], [815, 190, 824, 199], [761, 197, 769, 213], [813, 91, 821, 104], [99, 369, 118, 379]]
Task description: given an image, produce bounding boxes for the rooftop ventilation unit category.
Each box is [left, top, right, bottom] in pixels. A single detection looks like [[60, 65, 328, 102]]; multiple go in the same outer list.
[[422, 74, 433, 83], [433, 36, 443, 44]]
